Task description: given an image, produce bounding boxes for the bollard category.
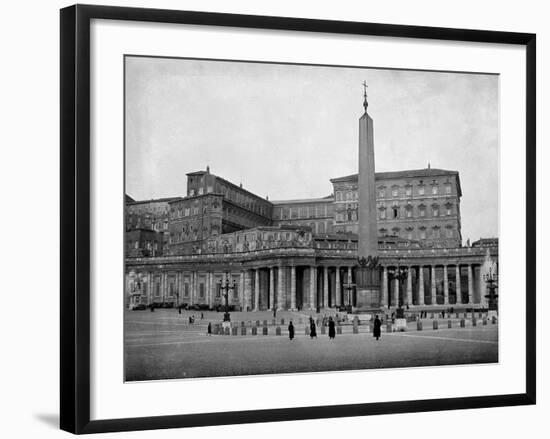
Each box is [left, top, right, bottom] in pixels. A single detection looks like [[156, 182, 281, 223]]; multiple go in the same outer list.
[[386, 323, 392, 333], [353, 325, 359, 334], [321, 325, 326, 335], [241, 327, 247, 335], [448, 319, 452, 329], [433, 320, 438, 330], [417, 320, 423, 331], [232, 327, 238, 336], [337, 326, 342, 335], [251, 326, 257, 335], [224, 327, 230, 336], [276, 326, 281, 336], [492, 315, 497, 324], [262, 326, 268, 335], [483, 317, 487, 326], [472, 317, 477, 327], [460, 319, 465, 328]]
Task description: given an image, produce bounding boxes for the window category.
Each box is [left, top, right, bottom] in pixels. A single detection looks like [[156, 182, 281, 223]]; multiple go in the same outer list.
[[184, 208, 190, 216], [418, 186, 425, 195], [392, 207, 399, 219], [432, 206, 439, 217], [420, 229, 426, 239], [198, 187, 204, 195], [445, 185, 452, 194], [207, 185, 213, 193], [446, 228, 454, 238], [419, 207, 426, 217], [200, 283, 205, 298], [155, 280, 161, 297], [184, 284, 189, 297], [432, 186, 438, 195], [433, 228, 441, 238], [379, 209, 386, 220], [446, 206, 452, 216], [407, 230, 413, 240], [134, 241, 139, 249], [189, 189, 195, 196], [392, 187, 399, 197], [405, 186, 412, 196], [378, 189, 385, 198]]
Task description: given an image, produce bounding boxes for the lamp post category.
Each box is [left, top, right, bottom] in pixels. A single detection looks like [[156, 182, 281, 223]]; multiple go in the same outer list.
[[343, 272, 355, 314], [387, 266, 408, 318], [483, 266, 498, 311], [219, 272, 236, 322]]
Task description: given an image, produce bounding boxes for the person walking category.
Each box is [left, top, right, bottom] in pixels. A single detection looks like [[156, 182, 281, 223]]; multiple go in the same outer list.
[[373, 315, 382, 341], [288, 321, 295, 340], [328, 316, 336, 340], [310, 320, 317, 339], [207, 322, 212, 336]]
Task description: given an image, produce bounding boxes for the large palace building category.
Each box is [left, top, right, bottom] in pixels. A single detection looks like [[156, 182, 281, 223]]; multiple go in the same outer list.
[[125, 111, 497, 312]]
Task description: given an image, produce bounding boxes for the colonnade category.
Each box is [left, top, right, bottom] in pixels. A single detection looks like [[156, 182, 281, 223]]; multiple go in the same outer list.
[[127, 262, 486, 310]]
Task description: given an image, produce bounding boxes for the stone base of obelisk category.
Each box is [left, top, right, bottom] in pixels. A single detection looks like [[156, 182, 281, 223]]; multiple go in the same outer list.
[[355, 287, 381, 311]]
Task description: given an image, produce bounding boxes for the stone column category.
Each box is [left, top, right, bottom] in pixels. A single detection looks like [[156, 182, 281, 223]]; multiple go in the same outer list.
[[309, 266, 316, 310], [430, 266, 436, 305], [406, 266, 413, 306], [478, 266, 485, 306], [443, 265, 449, 305], [393, 276, 399, 307], [323, 266, 329, 308], [455, 265, 462, 304], [467, 264, 474, 304], [239, 271, 245, 309], [269, 267, 275, 310], [418, 266, 425, 306], [244, 270, 251, 311], [335, 267, 341, 307], [277, 266, 285, 310], [381, 266, 388, 307], [290, 266, 297, 310], [347, 267, 353, 307], [254, 269, 260, 311]]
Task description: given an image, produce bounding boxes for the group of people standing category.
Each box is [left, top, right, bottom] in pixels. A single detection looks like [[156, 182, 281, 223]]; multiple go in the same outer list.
[[286, 315, 382, 341]]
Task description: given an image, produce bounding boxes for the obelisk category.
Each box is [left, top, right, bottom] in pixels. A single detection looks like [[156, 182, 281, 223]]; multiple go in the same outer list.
[[355, 82, 381, 309]]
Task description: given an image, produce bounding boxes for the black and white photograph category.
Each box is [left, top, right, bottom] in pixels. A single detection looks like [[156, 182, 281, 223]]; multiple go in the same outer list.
[[124, 56, 500, 381]]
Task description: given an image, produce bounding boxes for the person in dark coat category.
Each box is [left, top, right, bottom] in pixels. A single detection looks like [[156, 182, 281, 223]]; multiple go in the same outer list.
[[373, 315, 382, 341], [288, 321, 295, 340], [310, 320, 317, 338], [207, 322, 212, 336], [328, 316, 336, 339]]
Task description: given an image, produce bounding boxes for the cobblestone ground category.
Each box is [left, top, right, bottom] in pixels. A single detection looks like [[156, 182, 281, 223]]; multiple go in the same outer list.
[[124, 309, 498, 381]]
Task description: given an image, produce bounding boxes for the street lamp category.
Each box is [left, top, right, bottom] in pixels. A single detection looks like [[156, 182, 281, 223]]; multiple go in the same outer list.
[[218, 272, 236, 322], [483, 266, 498, 311], [387, 266, 408, 318]]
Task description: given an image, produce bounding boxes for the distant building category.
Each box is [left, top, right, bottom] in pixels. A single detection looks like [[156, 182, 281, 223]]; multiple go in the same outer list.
[[126, 228, 164, 258]]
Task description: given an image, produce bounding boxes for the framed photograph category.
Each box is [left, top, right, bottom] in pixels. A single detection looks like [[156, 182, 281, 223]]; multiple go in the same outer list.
[[60, 4, 536, 434]]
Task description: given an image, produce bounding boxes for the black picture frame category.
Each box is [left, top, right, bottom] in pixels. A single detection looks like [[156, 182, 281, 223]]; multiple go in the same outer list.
[[60, 4, 536, 434]]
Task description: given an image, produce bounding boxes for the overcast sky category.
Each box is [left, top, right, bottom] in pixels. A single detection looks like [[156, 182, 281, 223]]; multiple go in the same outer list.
[[125, 56, 499, 243]]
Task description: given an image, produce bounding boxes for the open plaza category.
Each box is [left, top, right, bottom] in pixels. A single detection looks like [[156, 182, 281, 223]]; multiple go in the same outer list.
[[125, 308, 498, 381]]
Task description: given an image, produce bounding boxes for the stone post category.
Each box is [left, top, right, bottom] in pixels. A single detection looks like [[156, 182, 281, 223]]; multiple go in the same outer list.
[[290, 265, 296, 310]]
